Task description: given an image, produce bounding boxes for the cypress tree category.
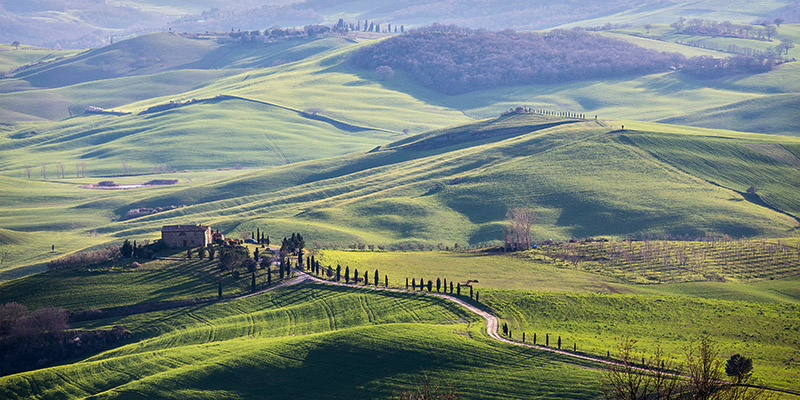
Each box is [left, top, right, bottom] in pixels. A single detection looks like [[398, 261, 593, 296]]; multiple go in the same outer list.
[[469, 286, 473, 299], [412, 278, 416, 290], [457, 283, 461, 296], [385, 275, 387, 287], [443, 278, 447, 292], [208, 245, 215, 260], [218, 282, 222, 299], [406, 278, 409, 289], [364, 271, 369, 285], [257, 228, 260, 243], [345, 266, 350, 283], [502, 323, 508, 335], [374, 270, 379, 287], [267, 265, 272, 285], [546, 333, 549, 347], [534, 333, 537, 344], [450, 281, 453, 294], [251, 272, 256, 291], [354, 268, 359, 284], [280, 262, 285, 279], [427, 280, 432, 292], [254, 248, 259, 262], [266, 235, 270, 246], [558, 336, 561, 349], [574, 343, 576, 352], [476, 292, 479, 302], [436, 278, 441, 292], [336, 265, 341, 281], [187, 247, 192, 259], [523, 332, 526, 342]]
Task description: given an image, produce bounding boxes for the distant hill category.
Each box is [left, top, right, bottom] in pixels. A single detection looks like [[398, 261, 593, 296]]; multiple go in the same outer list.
[[658, 93, 800, 137], [1, 0, 794, 48], [111, 114, 800, 245]]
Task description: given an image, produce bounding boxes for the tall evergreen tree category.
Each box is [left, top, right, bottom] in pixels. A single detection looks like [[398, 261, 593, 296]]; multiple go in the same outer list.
[[251, 272, 256, 291], [412, 278, 416, 290], [345, 266, 350, 283], [374, 270, 379, 287], [354, 268, 359, 284], [406, 278, 409, 289], [427, 280, 432, 292], [364, 271, 369, 285], [187, 247, 192, 259], [558, 336, 561, 349], [385, 275, 388, 287], [436, 278, 441, 292], [457, 282, 461, 296], [336, 264, 341, 281], [470, 286, 473, 299], [267, 265, 272, 285], [218, 282, 222, 299], [450, 281, 453, 294]]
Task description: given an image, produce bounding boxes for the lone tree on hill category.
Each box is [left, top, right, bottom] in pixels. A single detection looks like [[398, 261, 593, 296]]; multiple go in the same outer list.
[[725, 354, 753, 385], [503, 207, 535, 251]]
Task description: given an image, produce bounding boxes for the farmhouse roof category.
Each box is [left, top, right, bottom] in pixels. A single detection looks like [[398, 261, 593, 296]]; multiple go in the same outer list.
[[161, 225, 210, 232]]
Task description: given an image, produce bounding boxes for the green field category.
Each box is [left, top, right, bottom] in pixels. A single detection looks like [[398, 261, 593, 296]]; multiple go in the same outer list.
[[2, 112, 800, 279], [313, 249, 800, 392], [0, 283, 603, 399]]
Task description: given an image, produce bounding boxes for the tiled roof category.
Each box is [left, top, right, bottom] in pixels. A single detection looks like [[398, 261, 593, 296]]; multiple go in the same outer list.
[[161, 225, 210, 232]]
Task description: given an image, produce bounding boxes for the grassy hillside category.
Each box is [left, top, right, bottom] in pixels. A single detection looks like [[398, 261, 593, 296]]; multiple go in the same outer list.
[[0, 283, 602, 399], [484, 289, 800, 391], [658, 93, 800, 136], [3, 113, 799, 278], [0, 44, 81, 75]]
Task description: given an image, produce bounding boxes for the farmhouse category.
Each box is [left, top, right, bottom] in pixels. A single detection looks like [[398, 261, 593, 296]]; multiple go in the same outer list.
[[161, 225, 213, 248]]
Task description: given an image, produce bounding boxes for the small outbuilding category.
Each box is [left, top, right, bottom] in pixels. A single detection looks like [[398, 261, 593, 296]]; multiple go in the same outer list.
[[161, 225, 213, 248]]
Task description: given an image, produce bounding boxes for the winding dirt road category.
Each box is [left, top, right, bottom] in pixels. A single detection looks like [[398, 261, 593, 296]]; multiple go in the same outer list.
[[233, 267, 799, 397]]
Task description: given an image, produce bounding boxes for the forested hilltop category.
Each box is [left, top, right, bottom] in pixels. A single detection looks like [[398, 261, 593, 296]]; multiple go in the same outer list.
[[351, 25, 779, 94]]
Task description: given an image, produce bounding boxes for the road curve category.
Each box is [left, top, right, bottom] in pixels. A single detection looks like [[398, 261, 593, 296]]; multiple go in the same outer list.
[[238, 268, 799, 397]]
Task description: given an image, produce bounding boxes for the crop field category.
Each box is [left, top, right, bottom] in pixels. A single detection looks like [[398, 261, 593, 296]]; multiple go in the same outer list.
[[528, 238, 800, 284], [483, 289, 800, 392], [315, 249, 627, 293], [0, 284, 603, 399]]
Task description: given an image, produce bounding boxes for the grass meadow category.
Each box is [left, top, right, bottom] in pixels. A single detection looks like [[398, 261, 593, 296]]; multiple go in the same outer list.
[[0, 283, 603, 399]]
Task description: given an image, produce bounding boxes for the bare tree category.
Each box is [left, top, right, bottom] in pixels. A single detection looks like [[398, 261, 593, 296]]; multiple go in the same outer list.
[[503, 207, 535, 250], [23, 165, 31, 180], [40, 164, 47, 180], [685, 336, 725, 400], [56, 162, 65, 179], [79, 161, 87, 178], [600, 339, 681, 400], [121, 161, 129, 175]]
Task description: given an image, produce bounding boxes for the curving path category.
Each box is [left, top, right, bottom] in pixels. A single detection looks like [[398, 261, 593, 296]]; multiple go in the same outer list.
[[236, 267, 799, 397]]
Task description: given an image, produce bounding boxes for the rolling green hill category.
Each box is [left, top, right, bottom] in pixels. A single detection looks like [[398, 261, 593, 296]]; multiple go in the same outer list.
[[0, 283, 602, 399], [2, 113, 799, 279]]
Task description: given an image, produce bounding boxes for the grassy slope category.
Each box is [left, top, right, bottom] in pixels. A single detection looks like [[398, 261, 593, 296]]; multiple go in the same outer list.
[[0, 96, 401, 175], [0, 284, 601, 399], [483, 290, 800, 391], [0, 45, 82, 75], [312, 249, 800, 391], [3, 113, 799, 278]]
